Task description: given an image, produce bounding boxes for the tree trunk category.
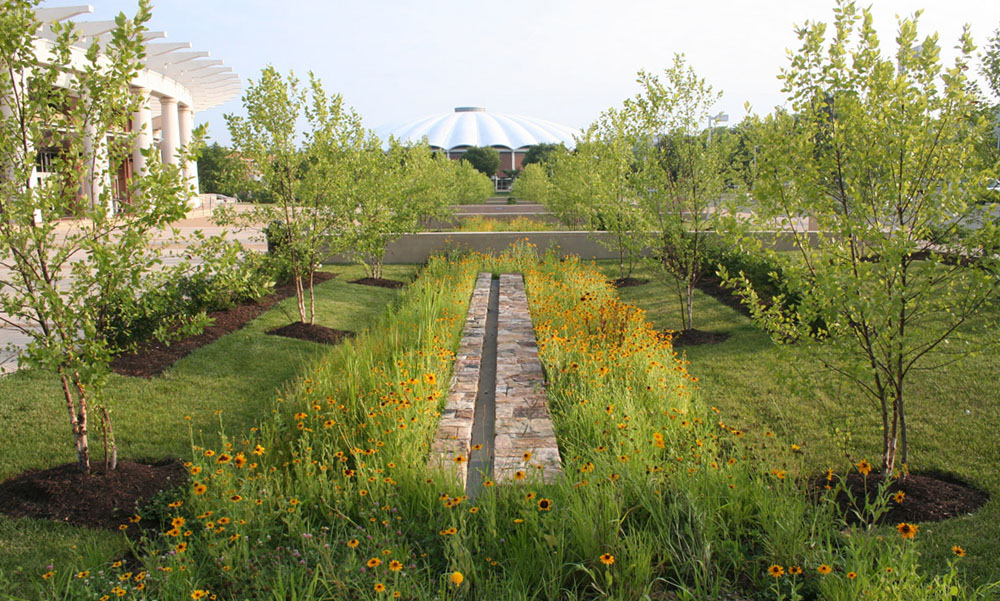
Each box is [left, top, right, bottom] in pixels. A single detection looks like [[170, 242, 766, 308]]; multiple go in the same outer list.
[[308, 269, 316, 325], [100, 404, 117, 471], [685, 282, 695, 331], [60, 369, 89, 474], [294, 271, 306, 323]]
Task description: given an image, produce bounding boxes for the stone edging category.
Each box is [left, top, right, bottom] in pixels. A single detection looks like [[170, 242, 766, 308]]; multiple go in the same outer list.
[[427, 272, 491, 486], [493, 274, 562, 483]]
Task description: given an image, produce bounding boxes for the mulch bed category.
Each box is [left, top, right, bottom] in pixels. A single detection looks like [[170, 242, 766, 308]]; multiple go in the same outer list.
[[670, 328, 732, 347], [609, 277, 649, 288], [813, 470, 990, 525], [696, 274, 754, 318], [267, 322, 353, 345], [0, 459, 186, 530], [350, 277, 405, 289], [110, 271, 337, 378]]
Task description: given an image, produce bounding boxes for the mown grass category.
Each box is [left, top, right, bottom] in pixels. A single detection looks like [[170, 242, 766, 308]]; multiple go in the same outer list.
[[0, 264, 418, 598], [599, 260, 1000, 587]]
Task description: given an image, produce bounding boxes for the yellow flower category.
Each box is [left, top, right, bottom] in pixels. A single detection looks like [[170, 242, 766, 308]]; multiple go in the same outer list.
[[788, 565, 803, 576], [191, 591, 209, 600], [374, 583, 386, 593], [76, 571, 90, 579], [847, 571, 857, 580], [167, 500, 183, 508], [389, 560, 403, 571], [449, 571, 464, 587], [193, 483, 207, 495], [896, 522, 918, 539], [537, 498, 552, 511], [892, 491, 906, 503], [347, 539, 360, 548], [600, 553, 614, 565], [367, 557, 382, 568], [514, 470, 526, 480], [952, 545, 966, 557], [856, 459, 872, 476], [767, 564, 784, 578], [817, 564, 832, 575], [252, 444, 266, 455]]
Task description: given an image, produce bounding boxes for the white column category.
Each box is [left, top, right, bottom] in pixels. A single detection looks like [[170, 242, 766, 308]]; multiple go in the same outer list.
[[132, 87, 153, 175], [82, 117, 111, 215], [177, 104, 199, 200], [158, 96, 180, 166]]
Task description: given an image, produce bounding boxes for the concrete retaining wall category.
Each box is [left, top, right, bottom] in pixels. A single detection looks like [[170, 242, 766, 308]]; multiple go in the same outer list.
[[325, 231, 819, 264]]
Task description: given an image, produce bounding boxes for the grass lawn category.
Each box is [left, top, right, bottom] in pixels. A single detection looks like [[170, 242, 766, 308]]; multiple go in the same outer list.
[[598, 261, 1000, 586], [0, 264, 417, 597]]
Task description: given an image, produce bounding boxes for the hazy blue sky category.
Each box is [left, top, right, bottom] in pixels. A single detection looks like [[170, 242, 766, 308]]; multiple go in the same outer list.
[[40, 1, 1000, 145]]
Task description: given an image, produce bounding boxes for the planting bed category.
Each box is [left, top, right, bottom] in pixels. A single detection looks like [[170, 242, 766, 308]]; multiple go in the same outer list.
[[111, 271, 337, 377]]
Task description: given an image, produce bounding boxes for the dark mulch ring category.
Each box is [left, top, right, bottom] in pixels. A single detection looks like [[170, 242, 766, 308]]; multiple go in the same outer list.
[[349, 277, 405, 289], [812, 470, 990, 525], [0, 459, 186, 530], [111, 271, 337, 378], [696, 274, 753, 318], [669, 328, 732, 347], [609, 277, 649, 288], [267, 321, 353, 345]]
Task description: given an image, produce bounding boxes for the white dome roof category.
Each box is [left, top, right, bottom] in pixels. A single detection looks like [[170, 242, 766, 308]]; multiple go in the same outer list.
[[378, 107, 580, 151]]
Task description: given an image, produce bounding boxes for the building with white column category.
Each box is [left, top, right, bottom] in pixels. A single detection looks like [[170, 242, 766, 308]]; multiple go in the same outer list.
[[28, 5, 240, 210]]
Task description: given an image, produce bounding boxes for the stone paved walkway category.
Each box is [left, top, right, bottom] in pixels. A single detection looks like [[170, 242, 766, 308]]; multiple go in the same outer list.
[[429, 272, 562, 490]]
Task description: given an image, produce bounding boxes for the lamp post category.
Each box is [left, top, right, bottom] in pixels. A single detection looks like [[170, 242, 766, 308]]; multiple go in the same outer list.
[[707, 111, 729, 142]]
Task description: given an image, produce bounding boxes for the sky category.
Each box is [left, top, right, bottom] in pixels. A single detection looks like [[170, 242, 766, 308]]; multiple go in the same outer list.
[[39, 0, 1000, 145]]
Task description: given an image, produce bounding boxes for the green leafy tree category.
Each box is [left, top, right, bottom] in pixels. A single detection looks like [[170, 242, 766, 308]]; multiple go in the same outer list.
[[348, 138, 451, 279], [628, 57, 734, 331], [0, 0, 196, 472], [726, 1, 1000, 474], [222, 68, 357, 324], [547, 112, 645, 280], [196, 142, 263, 201], [511, 162, 553, 203], [521, 143, 567, 170], [449, 158, 494, 204], [461, 145, 501, 177]]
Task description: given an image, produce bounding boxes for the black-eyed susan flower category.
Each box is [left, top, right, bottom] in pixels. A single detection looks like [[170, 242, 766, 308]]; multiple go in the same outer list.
[[600, 553, 614, 565], [347, 539, 359, 548], [389, 560, 403, 572], [846, 571, 857, 580], [537, 498, 552, 511], [817, 564, 832, 575], [374, 583, 386, 593], [514, 470, 526, 480], [767, 565, 784, 578], [193, 483, 207, 495], [892, 491, 906, 503], [367, 557, 382, 568], [856, 460, 872, 476], [896, 522, 918, 539], [952, 545, 966, 557], [788, 565, 803, 576]]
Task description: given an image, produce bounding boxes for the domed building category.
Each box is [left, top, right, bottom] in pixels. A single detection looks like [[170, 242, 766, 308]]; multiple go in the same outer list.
[[378, 107, 580, 189]]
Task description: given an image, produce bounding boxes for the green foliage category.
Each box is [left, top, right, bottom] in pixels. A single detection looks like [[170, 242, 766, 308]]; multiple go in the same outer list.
[[460, 145, 502, 176], [0, 0, 199, 473], [628, 55, 735, 331], [196, 142, 264, 201], [510, 163, 552, 203], [520, 143, 567, 170], [448, 158, 494, 204], [223, 68, 359, 323], [345, 138, 452, 278], [728, 0, 1000, 474]]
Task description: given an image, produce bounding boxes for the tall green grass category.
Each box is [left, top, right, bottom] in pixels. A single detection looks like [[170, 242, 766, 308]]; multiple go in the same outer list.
[[17, 250, 999, 600]]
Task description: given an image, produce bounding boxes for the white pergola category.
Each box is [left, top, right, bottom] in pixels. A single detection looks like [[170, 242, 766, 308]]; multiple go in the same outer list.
[[31, 4, 241, 205]]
